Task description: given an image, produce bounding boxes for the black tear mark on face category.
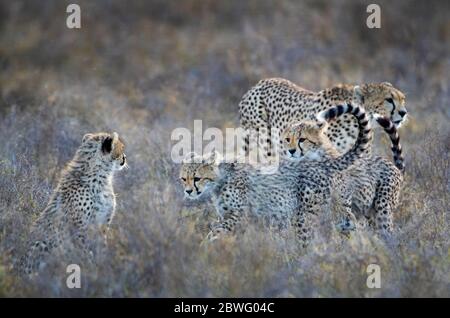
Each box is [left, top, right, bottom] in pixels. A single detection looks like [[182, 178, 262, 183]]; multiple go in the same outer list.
[[386, 98, 396, 116], [102, 137, 113, 154], [306, 138, 317, 146]]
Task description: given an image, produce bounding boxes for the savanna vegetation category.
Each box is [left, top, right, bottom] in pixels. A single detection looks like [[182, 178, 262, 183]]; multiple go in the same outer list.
[[0, 0, 449, 297]]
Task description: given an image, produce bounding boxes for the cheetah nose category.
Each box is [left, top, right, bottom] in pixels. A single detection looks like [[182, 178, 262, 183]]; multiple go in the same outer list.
[[288, 149, 296, 155], [399, 110, 407, 118], [186, 189, 193, 195]]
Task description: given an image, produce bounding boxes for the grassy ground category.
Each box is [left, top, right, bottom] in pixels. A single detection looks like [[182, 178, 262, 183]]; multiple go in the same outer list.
[[0, 0, 449, 297]]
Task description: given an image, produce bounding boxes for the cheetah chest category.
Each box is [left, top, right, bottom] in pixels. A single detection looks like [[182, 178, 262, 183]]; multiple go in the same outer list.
[[93, 188, 116, 226]]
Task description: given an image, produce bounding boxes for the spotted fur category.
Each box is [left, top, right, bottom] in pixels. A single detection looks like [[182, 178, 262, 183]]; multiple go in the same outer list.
[[239, 78, 407, 161], [180, 104, 372, 246], [281, 115, 404, 235], [20, 132, 127, 274]]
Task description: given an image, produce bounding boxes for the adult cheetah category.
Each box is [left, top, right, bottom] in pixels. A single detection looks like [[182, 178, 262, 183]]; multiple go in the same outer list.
[[239, 78, 407, 160]]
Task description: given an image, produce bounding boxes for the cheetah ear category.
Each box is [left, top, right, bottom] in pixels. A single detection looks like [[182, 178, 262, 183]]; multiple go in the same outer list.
[[110, 132, 120, 150], [82, 133, 93, 143], [215, 151, 224, 164], [283, 122, 301, 136], [102, 136, 113, 154], [315, 121, 327, 130], [382, 81, 393, 87], [203, 151, 222, 165], [182, 152, 199, 164], [290, 122, 303, 130], [112, 132, 119, 143], [353, 85, 365, 104]]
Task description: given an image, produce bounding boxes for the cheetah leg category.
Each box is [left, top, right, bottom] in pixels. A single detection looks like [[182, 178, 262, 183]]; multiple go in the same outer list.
[[99, 224, 110, 247], [205, 188, 247, 242], [258, 124, 276, 166], [206, 204, 246, 242], [71, 229, 96, 265], [243, 130, 250, 157], [335, 195, 358, 235], [293, 187, 326, 247], [292, 210, 315, 248], [336, 207, 357, 235], [245, 107, 278, 167], [331, 180, 357, 235], [20, 240, 50, 275], [373, 185, 397, 237]]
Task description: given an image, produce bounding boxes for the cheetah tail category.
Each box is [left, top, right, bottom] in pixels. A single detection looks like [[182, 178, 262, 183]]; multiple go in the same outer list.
[[375, 116, 405, 173], [317, 103, 372, 172]]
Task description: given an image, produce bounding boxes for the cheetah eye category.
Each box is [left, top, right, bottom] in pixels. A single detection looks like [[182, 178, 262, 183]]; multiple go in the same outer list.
[[193, 177, 201, 182], [285, 137, 290, 143], [385, 98, 394, 104], [181, 177, 186, 182], [298, 138, 306, 143]]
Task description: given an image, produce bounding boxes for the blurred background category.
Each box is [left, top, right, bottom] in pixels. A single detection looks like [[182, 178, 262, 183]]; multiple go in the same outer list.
[[0, 0, 449, 297]]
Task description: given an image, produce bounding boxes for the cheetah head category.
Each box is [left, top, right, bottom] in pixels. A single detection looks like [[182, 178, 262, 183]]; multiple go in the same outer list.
[[354, 82, 407, 128], [281, 120, 331, 160], [81, 132, 127, 171], [179, 151, 221, 200]]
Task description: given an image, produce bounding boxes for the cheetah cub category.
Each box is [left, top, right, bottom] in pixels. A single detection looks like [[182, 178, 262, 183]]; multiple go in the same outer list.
[[281, 115, 404, 235], [180, 103, 373, 246], [20, 132, 127, 274]]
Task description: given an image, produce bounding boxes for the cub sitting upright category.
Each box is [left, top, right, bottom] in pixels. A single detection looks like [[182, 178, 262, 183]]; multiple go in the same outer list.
[[21, 132, 127, 274]]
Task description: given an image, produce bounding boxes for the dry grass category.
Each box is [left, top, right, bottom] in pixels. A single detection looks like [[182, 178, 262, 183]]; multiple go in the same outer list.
[[0, 0, 449, 297]]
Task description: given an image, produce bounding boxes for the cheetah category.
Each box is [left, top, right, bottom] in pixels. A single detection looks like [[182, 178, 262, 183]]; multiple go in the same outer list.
[[180, 103, 372, 245], [239, 78, 407, 161], [281, 112, 405, 235], [20, 132, 127, 274]]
